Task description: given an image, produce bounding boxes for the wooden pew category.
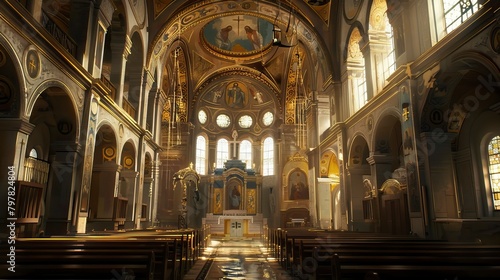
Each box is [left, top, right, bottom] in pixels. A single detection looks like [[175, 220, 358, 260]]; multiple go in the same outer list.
[[0, 229, 200, 280], [1, 240, 156, 279], [294, 239, 500, 279], [268, 228, 500, 279]]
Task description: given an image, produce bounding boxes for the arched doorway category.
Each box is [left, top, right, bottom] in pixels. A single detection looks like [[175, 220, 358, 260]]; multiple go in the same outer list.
[[29, 86, 78, 235], [347, 135, 371, 231], [119, 141, 137, 229], [88, 125, 119, 231]]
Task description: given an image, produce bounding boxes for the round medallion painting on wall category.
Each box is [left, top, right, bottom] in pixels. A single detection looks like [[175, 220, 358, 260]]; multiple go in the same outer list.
[[202, 15, 274, 56]]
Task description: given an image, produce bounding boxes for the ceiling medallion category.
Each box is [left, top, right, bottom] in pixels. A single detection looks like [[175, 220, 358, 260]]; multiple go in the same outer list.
[[25, 49, 40, 79], [0, 49, 6, 67], [201, 14, 274, 59]]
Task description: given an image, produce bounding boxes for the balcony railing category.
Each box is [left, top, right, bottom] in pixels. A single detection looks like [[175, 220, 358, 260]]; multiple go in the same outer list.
[[24, 157, 50, 185], [122, 98, 136, 119], [15, 181, 44, 224], [100, 75, 116, 100], [41, 12, 77, 57]]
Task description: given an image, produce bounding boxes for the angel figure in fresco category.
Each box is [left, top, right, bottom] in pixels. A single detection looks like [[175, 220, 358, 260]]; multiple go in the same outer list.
[[249, 86, 263, 104], [217, 25, 233, 50], [244, 25, 262, 50]]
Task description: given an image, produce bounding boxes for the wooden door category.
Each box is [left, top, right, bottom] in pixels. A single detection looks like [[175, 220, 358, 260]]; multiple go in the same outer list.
[[381, 193, 410, 235]]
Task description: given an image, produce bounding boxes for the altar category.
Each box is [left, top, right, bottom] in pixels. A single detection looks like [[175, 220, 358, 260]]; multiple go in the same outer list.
[[203, 212, 266, 237], [202, 159, 266, 237]]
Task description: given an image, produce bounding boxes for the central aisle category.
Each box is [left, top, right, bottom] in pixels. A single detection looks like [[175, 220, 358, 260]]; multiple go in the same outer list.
[[184, 237, 294, 279]]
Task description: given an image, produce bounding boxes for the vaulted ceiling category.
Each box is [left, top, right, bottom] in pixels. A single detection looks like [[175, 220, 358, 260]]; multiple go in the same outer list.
[[145, 0, 338, 97]]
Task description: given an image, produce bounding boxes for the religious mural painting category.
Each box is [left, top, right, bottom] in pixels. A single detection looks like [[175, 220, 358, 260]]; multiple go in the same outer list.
[[288, 169, 309, 200], [227, 178, 242, 210], [247, 188, 256, 214], [202, 15, 274, 55], [213, 187, 223, 214], [225, 82, 247, 108]]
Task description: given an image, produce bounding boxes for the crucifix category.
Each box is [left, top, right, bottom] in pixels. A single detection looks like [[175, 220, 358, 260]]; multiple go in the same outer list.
[[230, 130, 239, 159], [233, 16, 244, 35]]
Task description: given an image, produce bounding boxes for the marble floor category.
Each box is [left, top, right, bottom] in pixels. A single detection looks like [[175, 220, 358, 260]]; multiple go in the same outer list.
[[184, 237, 294, 280]]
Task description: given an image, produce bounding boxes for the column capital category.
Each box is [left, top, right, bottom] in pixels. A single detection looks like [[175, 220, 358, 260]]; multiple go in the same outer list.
[[97, 0, 116, 27], [93, 161, 122, 172], [366, 153, 394, 165], [0, 118, 35, 134]]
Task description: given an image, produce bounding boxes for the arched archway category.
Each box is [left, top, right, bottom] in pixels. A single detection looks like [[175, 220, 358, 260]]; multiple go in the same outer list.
[[318, 149, 341, 229], [88, 124, 119, 231], [347, 134, 371, 231], [28, 86, 78, 236], [372, 113, 403, 187], [119, 141, 137, 228]]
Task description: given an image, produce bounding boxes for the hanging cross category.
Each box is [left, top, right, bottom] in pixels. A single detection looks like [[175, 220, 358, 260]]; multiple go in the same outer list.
[[402, 107, 410, 121], [233, 16, 243, 35]]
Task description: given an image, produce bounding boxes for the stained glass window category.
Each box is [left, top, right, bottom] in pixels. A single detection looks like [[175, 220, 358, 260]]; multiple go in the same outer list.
[[443, 0, 481, 33], [216, 114, 231, 128], [29, 148, 38, 159], [238, 115, 253, 128], [198, 109, 207, 124], [262, 111, 274, 126], [488, 135, 500, 210]]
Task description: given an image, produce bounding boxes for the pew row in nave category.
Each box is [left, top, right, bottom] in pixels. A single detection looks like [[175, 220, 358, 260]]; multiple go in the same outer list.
[[269, 228, 500, 279], [0, 228, 207, 280]]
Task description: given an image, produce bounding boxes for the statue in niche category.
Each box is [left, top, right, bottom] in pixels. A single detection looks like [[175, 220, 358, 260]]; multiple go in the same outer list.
[[363, 178, 376, 198]]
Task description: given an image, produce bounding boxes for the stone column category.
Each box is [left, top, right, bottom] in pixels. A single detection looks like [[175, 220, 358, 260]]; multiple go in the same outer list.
[[139, 70, 155, 128], [120, 169, 139, 229], [317, 177, 333, 229], [345, 165, 371, 231], [0, 119, 34, 229], [150, 159, 161, 226], [111, 34, 132, 107]]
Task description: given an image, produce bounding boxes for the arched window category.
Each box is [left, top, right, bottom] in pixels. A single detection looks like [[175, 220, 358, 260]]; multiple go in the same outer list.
[[382, 17, 396, 82], [368, 0, 396, 93], [487, 135, 500, 210], [239, 140, 252, 169], [430, 0, 482, 43], [347, 27, 368, 114], [195, 135, 206, 175], [262, 137, 274, 176], [443, 0, 481, 33], [216, 138, 229, 168], [29, 148, 38, 159]]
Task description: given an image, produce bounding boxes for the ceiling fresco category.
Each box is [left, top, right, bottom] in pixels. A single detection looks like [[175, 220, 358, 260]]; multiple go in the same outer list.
[[201, 15, 274, 56]]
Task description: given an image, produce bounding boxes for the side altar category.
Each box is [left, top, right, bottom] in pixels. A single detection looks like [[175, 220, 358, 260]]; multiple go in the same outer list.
[[203, 159, 266, 237]]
